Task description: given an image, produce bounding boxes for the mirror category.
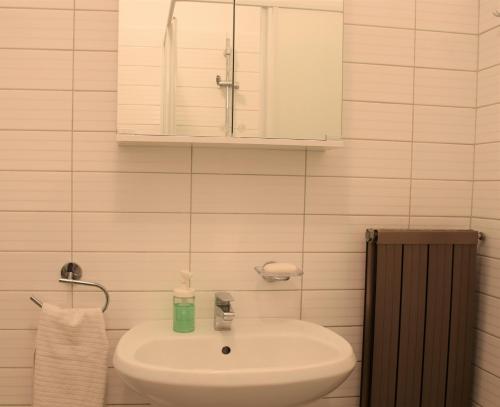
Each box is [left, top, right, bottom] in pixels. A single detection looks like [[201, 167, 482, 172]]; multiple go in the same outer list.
[[233, 1, 343, 140], [118, 0, 236, 137], [117, 0, 343, 142]]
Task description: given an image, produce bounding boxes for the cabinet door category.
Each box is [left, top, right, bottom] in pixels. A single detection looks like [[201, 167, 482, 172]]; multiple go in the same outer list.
[[232, 0, 343, 141], [117, 0, 235, 137]]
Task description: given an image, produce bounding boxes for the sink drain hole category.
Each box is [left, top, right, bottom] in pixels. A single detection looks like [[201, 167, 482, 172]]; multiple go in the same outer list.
[[221, 346, 231, 355]]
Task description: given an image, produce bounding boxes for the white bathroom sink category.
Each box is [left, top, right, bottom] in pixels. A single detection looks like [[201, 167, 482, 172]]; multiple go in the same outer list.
[[114, 318, 356, 407]]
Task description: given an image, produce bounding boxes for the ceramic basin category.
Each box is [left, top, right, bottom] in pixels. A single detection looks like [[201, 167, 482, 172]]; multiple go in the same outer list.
[[114, 318, 356, 407]]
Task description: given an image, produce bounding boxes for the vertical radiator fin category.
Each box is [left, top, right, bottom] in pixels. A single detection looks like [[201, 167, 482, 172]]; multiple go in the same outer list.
[[370, 245, 402, 407], [395, 245, 427, 407], [361, 230, 478, 407]]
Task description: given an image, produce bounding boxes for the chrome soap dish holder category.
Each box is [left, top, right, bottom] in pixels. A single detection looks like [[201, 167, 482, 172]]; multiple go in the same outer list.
[[255, 261, 303, 282], [30, 262, 110, 312]]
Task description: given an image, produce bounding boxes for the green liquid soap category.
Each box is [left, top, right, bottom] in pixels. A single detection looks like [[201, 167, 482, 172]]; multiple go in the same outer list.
[[173, 302, 195, 333]]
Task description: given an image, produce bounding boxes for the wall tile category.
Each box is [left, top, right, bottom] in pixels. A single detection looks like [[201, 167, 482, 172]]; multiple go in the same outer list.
[[410, 180, 473, 217], [304, 215, 408, 253], [477, 293, 500, 337], [75, 10, 118, 51], [478, 65, 500, 107], [0, 50, 72, 90], [73, 131, 191, 173], [72, 252, 189, 291], [0, 291, 71, 329], [0, 171, 70, 211], [416, 31, 477, 70], [0, 330, 36, 368], [479, 0, 500, 33], [307, 140, 411, 178], [479, 26, 500, 69], [0, 131, 71, 171], [413, 105, 476, 144], [306, 177, 411, 216], [0, 0, 73, 7], [303, 253, 365, 290], [191, 214, 303, 252], [301, 290, 365, 326], [412, 143, 474, 180], [343, 63, 414, 104], [332, 326, 363, 361], [73, 91, 117, 131], [0, 252, 70, 291], [409, 216, 471, 229], [74, 51, 118, 91], [217, 290, 302, 319], [476, 330, 500, 377], [73, 172, 190, 212], [476, 104, 500, 143], [0, 1, 495, 405], [76, 0, 118, 10], [0, 8, 73, 49], [0, 212, 71, 251], [106, 368, 147, 404], [0, 368, 32, 405], [190, 252, 302, 290], [192, 147, 305, 175], [414, 68, 477, 107], [416, 0, 478, 34], [478, 256, 500, 298], [73, 212, 190, 252], [343, 25, 414, 66], [473, 367, 500, 407], [473, 181, 500, 218], [0, 90, 72, 131], [342, 102, 413, 142], [75, 290, 301, 329], [344, 0, 415, 29], [308, 397, 360, 407], [74, 291, 172, 329], [192, 174, 304, 214]]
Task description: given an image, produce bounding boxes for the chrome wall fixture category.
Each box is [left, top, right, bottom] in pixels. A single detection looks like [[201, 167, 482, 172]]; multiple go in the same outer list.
[[30, 262, 110, 312], [216, 38, 239, 136], [255, 261, 303, 282]]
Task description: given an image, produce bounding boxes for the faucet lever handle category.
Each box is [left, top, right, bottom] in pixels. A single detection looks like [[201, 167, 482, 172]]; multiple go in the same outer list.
[[215, 291, 234, 304]]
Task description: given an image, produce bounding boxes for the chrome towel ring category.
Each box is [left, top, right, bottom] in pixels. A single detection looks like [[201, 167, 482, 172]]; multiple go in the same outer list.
[[30, 262, 110, 312]]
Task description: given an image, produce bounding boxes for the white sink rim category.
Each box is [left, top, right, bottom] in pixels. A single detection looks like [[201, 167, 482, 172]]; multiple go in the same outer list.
[[113, 318, 356, 388]]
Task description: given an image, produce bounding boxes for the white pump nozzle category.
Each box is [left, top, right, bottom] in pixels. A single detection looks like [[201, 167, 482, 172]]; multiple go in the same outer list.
[[180, 270, 192, 288], [174, 270, 194, 298]]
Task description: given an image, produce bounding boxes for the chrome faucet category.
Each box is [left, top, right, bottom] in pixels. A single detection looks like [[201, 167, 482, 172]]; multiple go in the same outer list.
[[214, 292, 235, 331]]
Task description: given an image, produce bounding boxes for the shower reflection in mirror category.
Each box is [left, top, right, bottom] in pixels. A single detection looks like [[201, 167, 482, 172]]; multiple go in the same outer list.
[[117, 0, 343, 141]]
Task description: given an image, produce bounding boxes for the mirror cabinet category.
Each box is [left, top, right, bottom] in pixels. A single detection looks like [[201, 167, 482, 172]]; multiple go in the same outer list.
[[117, 0, 343, 149]]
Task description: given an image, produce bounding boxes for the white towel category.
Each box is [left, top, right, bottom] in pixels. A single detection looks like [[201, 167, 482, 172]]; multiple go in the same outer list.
[[33, 303, 108, 407]]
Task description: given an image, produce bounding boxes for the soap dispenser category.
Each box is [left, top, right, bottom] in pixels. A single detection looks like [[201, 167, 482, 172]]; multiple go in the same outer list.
[[173, 270, 195, 333]]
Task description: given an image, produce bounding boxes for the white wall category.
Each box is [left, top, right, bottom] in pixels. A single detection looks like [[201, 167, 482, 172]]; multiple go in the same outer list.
[[0, 0, 483, 406], [471, 1, 500, 406]]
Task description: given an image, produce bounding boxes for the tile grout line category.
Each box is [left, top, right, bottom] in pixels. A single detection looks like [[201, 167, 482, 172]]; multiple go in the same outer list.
[[469, 0, 481, 230], [407, 1, 418, 228], [299, 151, 307, 320], [188, 146, 194, 281], [70, 0, 76, 308]]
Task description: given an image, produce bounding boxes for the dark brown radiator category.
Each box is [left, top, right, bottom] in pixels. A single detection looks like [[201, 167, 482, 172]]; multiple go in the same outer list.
[[361, 229, 478, 407]]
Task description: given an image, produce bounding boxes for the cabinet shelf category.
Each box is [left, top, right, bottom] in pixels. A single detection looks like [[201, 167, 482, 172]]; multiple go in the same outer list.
[[116, 134, 343, 150]]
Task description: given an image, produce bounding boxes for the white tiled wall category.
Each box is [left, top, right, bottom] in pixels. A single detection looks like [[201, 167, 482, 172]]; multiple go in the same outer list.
[[472, 1, 500, 406], [0, 0, 484, 406]]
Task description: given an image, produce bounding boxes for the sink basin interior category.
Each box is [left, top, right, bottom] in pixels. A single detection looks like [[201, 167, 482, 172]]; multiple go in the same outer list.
[[135, 334, 342, 370]]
